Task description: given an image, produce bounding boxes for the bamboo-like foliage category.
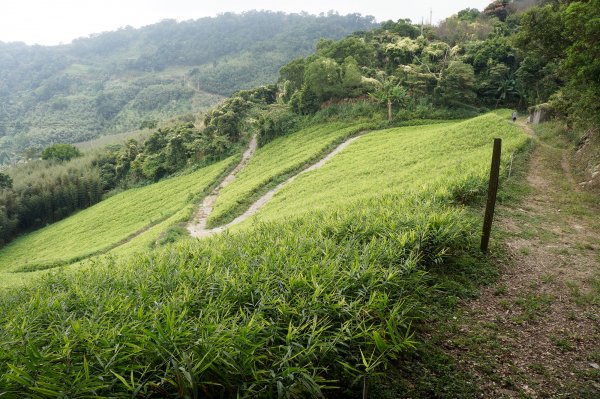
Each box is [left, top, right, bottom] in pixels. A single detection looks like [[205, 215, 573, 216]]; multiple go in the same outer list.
[[0, 157, 236, 273], [0, 112, 529, 396], [0, 194, 467, 397]]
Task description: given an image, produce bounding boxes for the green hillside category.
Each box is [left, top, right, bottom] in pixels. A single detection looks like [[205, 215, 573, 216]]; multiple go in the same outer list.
[[0, 156, 236, 277], [0, 0, 598, 394], [207, 121, 371, 227], [243, 113, 527, 225], [0, 12, 376, 163], [0, 112, 531, 396]]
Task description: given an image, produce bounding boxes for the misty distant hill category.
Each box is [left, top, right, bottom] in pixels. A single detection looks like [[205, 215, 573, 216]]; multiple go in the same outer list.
[[0, 11, 376, 163]]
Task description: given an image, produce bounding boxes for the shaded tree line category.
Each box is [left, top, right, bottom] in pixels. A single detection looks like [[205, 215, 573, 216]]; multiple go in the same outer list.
[[0, 154, 102, 246]]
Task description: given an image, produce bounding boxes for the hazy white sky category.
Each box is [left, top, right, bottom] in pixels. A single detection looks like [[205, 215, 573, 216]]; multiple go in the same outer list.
[[0, 0, 492, 46]]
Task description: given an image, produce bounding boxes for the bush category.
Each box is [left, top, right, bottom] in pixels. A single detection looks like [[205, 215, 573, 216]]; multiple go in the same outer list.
[[41, 143, 82, 161], [257, 106, 300, 146]]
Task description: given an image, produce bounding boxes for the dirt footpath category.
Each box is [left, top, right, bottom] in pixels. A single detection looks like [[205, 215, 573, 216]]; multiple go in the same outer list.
[[449, 123, 600, 398]]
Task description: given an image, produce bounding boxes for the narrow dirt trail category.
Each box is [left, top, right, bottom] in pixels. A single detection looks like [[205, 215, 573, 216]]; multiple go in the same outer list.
[[187, 135, 257, 237], [449, 120, 600, 397], [188, 135, 362, 238]]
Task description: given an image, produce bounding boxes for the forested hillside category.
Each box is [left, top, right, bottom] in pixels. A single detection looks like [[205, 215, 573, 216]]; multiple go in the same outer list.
[[0, 11, 376, 163], [274, 0, 598, 132], [2, 0, 597, 249]]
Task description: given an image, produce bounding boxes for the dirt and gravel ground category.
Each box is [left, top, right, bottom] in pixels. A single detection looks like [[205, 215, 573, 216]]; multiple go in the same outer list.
[[448, 122, 600, 398]]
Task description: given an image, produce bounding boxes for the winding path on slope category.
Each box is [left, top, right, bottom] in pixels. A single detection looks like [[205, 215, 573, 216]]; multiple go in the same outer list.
[[187, 135, 362, 238], [187, 135, 258, 237]]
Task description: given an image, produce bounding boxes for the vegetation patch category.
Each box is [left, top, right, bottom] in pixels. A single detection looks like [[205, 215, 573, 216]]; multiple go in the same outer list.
[[0, 193, 472, 397], [242, 113, 527, 226], [0, 157, 236, 275], [0, 112, 530, 397], [207, 121, 373, 227]]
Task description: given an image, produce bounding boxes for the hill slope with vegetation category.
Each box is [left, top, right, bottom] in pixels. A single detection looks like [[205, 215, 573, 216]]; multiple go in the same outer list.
[[0, 0, 598, 395], [0, 11, 376, 163], [0, 112, 530, 396]]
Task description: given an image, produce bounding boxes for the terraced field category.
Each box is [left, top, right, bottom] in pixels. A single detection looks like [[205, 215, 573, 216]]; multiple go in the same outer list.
[[206, 121, 370, 227], [0, 156, 236, 281], [236, 113, 527, 226]]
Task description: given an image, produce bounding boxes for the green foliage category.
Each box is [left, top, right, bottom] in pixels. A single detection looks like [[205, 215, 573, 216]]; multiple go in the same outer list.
[[257, 105, 301, 146], [379, 19, 421, 38], [304, 57, 345, 102], [0, 157, 235, 274], [96, 89, 272, 185], [203, 85, 277, 143], [317, 36, 376, 66], [0, 173, 12, 190], [41, 143, 82, 161], [208, 122, 369, 227], [139, 119, 158, 129], [278, 57, 306, 101], [512, 0, 600, 128], [458, 8, 481, 22], [0, 113, 528, 397], [0, 155, 104, 245], [435, 61, 476, 107], [369, 74, 409, 121], [0, 12, 376, 164], [243, 113, 527, 225], [561, 0, 600, 127], [0, 195, 464, 397], [273, 0, 598, 128], [289, 86, 321, 115]]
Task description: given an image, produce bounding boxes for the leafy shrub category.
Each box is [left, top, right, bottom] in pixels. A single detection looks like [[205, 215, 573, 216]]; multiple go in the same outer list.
[[41, 143, 82, 161], [257, 105, 300, 146]]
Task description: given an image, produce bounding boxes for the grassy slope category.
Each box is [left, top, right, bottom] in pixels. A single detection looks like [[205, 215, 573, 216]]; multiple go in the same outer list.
[[240, 113, 528, 226], [0, 113, 533, 397], [207, 121, 370, 227], [0, 157, 236, 276]]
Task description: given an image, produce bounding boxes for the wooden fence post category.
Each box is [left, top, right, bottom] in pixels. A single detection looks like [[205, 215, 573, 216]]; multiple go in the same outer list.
[[481, 138, 502, 253]]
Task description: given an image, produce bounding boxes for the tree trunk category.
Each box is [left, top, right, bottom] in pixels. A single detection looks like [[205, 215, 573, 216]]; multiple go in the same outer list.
[[387, 99, 392, 121]]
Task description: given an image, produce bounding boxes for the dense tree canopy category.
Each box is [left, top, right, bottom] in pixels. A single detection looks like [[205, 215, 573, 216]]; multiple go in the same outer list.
[[274, 0, 598, 130]]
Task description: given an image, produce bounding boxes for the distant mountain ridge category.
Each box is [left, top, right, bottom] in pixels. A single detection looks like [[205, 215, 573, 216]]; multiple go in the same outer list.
[[0, 11, 377, 163]]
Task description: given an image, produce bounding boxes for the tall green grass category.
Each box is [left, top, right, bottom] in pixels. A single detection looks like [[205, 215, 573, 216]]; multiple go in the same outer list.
[[0, 157, 237, 275], [0, 112, 530, 396], [240, 114, 528, 226], [0, 194, 471, 397]]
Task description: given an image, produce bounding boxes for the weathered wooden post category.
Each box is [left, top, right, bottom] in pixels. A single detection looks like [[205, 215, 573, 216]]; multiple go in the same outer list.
[[481, 138, 502, 253]]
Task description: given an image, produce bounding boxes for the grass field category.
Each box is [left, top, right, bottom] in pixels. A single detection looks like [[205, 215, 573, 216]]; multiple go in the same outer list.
[[207, 121, 371, 227], [0, 112, 532, 396], [239, 114, 528, 226], [0, 156, 237, 278]]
